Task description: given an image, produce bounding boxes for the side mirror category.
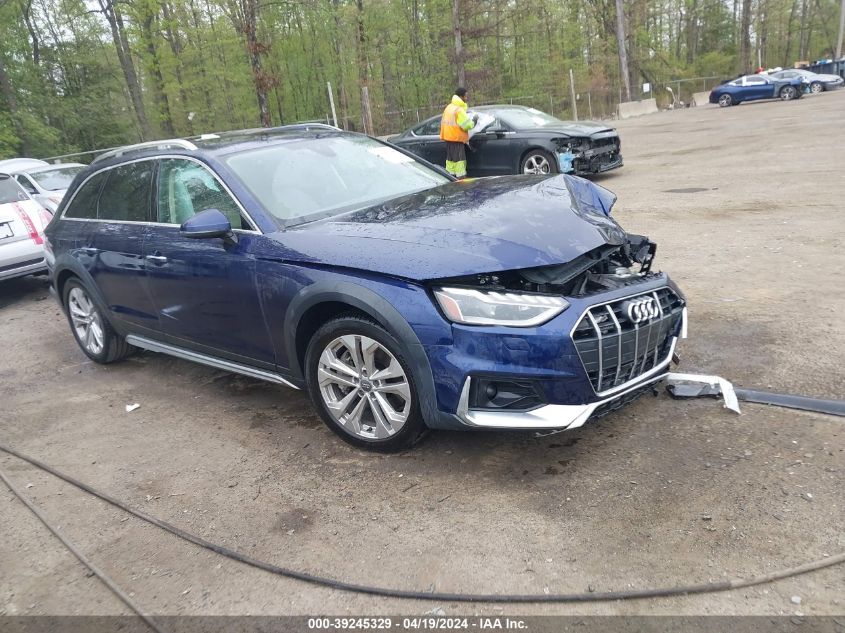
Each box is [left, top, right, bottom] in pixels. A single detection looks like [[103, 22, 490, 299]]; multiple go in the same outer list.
[[180, 208, 234, 240]]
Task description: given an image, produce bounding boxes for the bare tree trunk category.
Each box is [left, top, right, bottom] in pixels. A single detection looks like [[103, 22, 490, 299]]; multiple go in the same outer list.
[[837, 0, 844, 57], [140, 12, 175, 137], [331, 0, 350, 128], [99, 0, 150, 140], [739, 0, 753, 72], [161, 0, 194, 134], [784, 0, 798, 66], [21, 0, 41, 65], [614, 0, 631, 101], [799, 0, 809, 59], [451, 0, 465, 87], [242, 0, 271, 127]]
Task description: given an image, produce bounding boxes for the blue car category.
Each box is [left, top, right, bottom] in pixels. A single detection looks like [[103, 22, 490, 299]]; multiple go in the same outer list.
[[709, 74, 806, 107], [45, 126, 687, 451]]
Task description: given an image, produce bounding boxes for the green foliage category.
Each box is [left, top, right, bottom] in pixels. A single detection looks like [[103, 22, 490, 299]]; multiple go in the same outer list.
[[0, 0, 840, 157]]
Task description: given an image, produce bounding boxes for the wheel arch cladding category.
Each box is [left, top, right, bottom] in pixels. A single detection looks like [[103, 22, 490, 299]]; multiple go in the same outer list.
[[283, 281, 454, 428]]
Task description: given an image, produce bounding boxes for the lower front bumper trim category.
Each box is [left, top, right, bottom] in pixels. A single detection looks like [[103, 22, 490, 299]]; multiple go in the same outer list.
[[455, 372, 667, 430]]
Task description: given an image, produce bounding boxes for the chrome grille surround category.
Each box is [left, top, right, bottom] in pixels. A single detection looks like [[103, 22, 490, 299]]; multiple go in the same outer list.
[[571, 287, 685, 397]]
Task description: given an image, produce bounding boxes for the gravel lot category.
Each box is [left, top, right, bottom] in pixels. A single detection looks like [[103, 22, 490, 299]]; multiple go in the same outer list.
[[1, 91, 843, 618]]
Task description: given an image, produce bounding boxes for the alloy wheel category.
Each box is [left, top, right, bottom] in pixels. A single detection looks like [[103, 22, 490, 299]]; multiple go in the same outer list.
[[781, 86, 796, 100], [317, 334, 412, 441], [718, 94, 732, 107], [523, 154, 551, 174], [810, 82, 823, 94], [68, 286, 104, 355]]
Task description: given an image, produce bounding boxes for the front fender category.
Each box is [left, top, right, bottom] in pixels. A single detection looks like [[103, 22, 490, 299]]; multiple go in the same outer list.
[[282, 279, 461, 430]]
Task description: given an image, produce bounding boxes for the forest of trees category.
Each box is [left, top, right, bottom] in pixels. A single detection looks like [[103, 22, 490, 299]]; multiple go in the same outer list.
[[0, 0, 842, 159]]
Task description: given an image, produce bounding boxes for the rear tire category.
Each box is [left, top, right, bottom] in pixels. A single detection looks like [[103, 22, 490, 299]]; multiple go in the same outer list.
[[718, 94, 733, 107], [779, 85, 797, 100], [63, 279, 133, 364], [305, 315, 428, 452]]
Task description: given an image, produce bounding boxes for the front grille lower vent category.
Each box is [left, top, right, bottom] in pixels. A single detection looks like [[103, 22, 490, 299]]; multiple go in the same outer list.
[[572, 288, 684, 394]]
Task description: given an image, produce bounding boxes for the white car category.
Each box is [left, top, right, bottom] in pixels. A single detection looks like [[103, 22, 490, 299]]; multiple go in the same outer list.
[[0, 173, 53, 281], [769, 68, 844, 93], [11, 162, 87, 213]]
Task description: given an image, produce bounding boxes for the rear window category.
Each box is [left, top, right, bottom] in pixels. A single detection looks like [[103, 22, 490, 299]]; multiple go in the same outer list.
[[0, 176, 29, 204], [64, 172, 107, 220], [30, 165, 85, 191], [97, 161, 153, 222]]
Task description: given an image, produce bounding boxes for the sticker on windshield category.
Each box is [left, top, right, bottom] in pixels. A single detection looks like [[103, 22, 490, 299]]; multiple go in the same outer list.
[[368, 146, 414, 164]]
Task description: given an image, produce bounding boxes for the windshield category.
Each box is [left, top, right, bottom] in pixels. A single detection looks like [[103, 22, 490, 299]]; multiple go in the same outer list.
[[0, 176, 29, 204], [496, 107, 566, 129], [225, 135, 449, 226], [30, 165, 85, 191]]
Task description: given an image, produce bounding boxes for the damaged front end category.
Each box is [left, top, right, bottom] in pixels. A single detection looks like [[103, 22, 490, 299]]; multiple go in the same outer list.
[[433, 234, 657, 300], [555, 132, 623, 175], [426, 176, 687, 432]]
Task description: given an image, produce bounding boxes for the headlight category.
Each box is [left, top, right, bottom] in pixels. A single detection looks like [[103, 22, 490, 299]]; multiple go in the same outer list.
[[433, 287, 569, 327]]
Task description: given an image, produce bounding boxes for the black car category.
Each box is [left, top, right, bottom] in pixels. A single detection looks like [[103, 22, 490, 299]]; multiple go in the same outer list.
[[389, 105, 623, 177]]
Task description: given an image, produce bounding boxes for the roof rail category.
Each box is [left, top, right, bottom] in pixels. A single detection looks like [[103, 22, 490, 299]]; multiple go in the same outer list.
[[91, 138, 197, 164]]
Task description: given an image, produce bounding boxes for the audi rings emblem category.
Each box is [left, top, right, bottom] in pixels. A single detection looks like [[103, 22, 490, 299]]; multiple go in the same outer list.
[[623, 297, 659, 323]]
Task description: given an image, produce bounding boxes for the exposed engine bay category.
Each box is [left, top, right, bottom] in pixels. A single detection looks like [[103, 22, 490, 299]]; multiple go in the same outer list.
[[432, 233, 658, 298]]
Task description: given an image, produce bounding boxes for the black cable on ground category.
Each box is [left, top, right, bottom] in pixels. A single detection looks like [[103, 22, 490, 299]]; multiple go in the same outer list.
[[2, 442, 844, 604], [0, 465, 166, 633]]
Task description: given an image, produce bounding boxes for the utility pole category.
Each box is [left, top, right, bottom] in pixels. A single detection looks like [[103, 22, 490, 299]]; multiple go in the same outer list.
[[837, 0, 844, 58], [569, 69, 578, 121], [614, 0, 632, 102]]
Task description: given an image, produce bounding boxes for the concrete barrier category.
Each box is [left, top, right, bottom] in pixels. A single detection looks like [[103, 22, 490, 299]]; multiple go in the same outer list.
[[616, 98, 658, 119], [692, 91, 712, 107]]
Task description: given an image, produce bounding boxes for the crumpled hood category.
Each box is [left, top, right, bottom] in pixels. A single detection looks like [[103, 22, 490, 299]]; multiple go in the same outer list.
[[542, 121, 617, 137], [269, 175, 627, 281]]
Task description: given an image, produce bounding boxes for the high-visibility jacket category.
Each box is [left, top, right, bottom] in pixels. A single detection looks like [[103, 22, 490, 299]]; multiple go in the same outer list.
[[440, 95, 475, 143]]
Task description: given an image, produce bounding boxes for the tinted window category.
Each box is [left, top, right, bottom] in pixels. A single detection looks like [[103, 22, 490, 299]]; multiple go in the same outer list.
[[745, 76, 766, 84], [157, 158, 248, 229], [98, 161, 153, 222], [0, 176, 29, 204], [418, 118, 441, 135], [14, 175, 38, 194], [224, 135, 448, 226], [64, 172, 107, 219]]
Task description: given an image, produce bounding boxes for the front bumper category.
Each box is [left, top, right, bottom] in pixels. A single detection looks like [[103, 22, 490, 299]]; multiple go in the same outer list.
[[437, 281, 687, 431]]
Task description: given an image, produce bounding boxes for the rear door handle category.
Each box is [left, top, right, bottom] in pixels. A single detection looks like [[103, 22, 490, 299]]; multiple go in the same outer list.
[[145, 254, 168, 264]]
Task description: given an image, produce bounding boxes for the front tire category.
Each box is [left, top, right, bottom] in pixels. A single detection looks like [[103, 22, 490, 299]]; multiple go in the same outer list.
[[521, 150, 557, 175], [810, 81, 823, 94], [63, 279, 133, 364], [718, 94, 733, 107], [779, 85, 797, 100], [305, 315, 427, 452]]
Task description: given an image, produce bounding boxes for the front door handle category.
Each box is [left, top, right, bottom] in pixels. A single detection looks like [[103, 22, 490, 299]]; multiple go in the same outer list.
[[80, 247, 98, 255], [145, 254, 168, 264]]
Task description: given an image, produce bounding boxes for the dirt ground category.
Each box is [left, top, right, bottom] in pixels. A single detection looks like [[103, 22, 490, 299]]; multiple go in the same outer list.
[[1, 91, 843, 619]]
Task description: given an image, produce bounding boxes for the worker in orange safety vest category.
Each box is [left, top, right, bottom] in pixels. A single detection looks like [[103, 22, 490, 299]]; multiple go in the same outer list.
[[439, 87, 478, 178]]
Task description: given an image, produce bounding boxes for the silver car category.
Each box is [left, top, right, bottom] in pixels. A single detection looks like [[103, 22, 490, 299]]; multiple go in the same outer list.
[[11, 162, 87, 213], [769, 68, 844, 93], [0, 173, 53, 281]]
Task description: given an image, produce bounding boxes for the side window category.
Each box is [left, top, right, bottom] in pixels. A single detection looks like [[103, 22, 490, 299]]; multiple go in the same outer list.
[[98, 161, 153, 222], [422, 118, 441, 135], [15, 175, 38, 195], [745, 76, 766, 85], [64, 172, 107, 220], [156, 158, 248, 229]]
